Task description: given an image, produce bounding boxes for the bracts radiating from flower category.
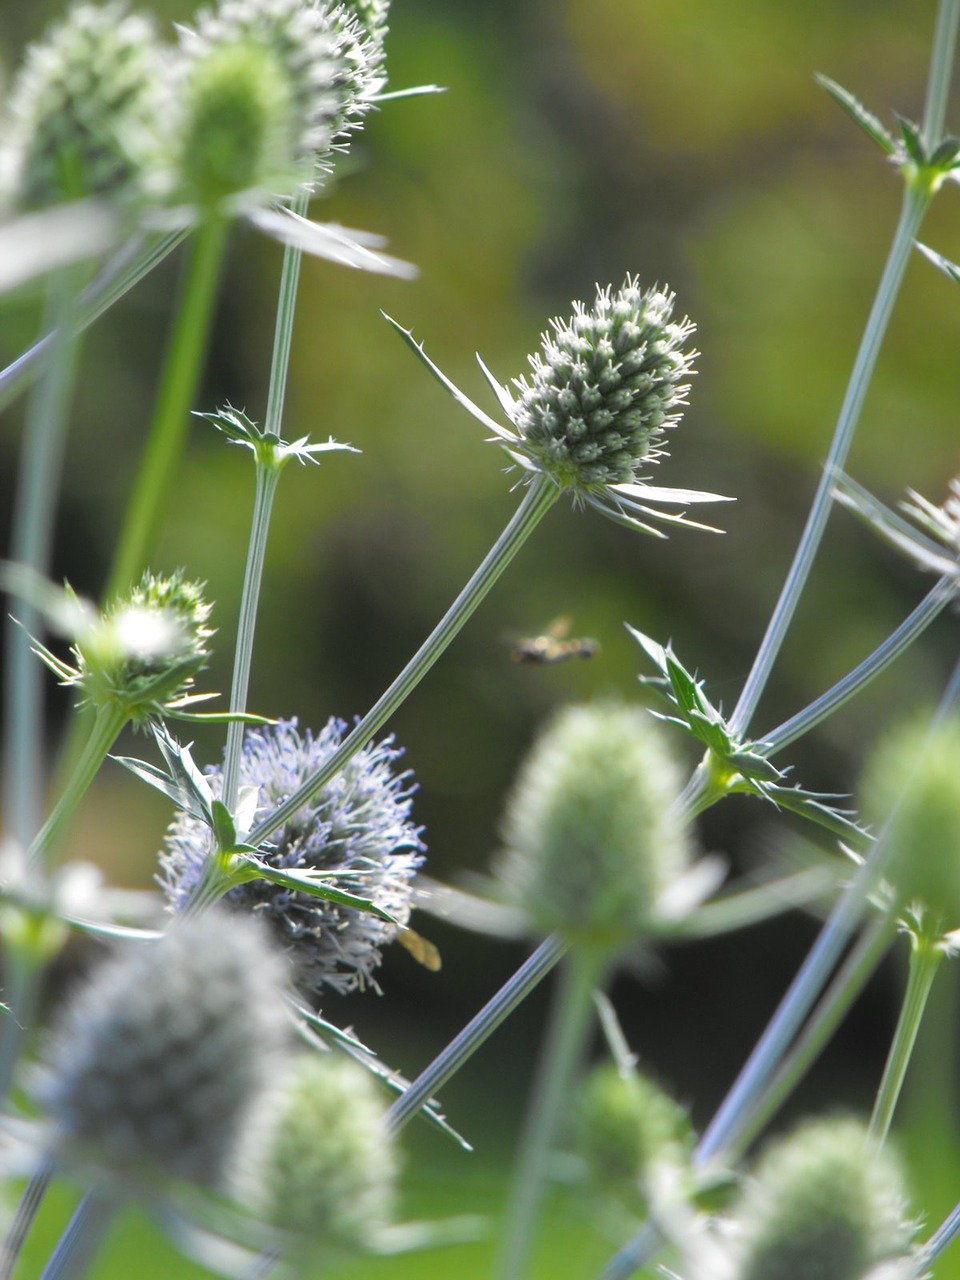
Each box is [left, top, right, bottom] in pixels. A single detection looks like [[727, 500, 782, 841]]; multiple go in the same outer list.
[[160, 718, 425, 996]]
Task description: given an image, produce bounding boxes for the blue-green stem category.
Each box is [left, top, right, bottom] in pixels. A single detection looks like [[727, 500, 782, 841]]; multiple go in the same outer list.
[[247, 474, 560, 847], [0, 231, 186, 415], [869, 928, 944, 1146], [762, 574, 956, 754], [221, 191, 308, 812], [221, 462, 283, 813], [729, 181, 931, 739], [496, 948, 605, 1280], [40, 1189, 117, 1280], [3, 267, 84, 853], [0, 1152, 56, 1280], [386, 933, 569, 1133], [105, 217, 229, 603], [28, 704, 128, 866]]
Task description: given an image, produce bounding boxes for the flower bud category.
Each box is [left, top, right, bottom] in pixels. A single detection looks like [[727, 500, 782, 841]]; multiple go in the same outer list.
[[510, 279, 697, 497], [160, 718, 425, 996], [729, 1117, 914, 1280], [860, 713, 960, 933], [576, 1064, 693, 1212], [2, 2, 165, 210], [243, 1053, 396, 1258], [37, 911, 290, 1188], [497, 702, 693, 953], [75, 569, 213, 723]]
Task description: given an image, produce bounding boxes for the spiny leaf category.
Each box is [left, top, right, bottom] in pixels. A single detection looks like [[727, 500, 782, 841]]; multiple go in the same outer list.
[[815, 74, 896, 156], [917, 242, 960, 285]]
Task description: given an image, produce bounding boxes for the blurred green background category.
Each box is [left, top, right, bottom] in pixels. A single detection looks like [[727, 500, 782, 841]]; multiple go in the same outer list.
[[3, 0, 960, 1274]]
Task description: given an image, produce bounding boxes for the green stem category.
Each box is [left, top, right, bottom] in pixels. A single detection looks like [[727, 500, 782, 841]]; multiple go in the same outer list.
[[496, 949, 604, 1280], [221, 191, 308, 812], [247, 474, 559, 847], [221, 464, 282, 812], [386, 933, 569, 1133], [737, 909, 897, 1156], [729, 180, 931, 739], [0, 1151, 56, 1280], [40, 1189, 117, 1280], [3, 267, 83, 851], [105, 217, 228, 603], [762, 574, 956, 753], [869, 929, 944, 1145], [28, 703, 128, 865]]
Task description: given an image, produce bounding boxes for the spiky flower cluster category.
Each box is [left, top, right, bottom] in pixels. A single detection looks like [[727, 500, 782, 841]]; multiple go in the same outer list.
[[576, 1064, 693, 1214], [510, 280, 697, 495], [160, 718, 425, 995], [713, 1117, 915, 1280], [242, 1053, 396, 1259], [174, 0, 383, 207], [861, 713, 960, 937], [37, 911, 289, 1189], [71, 569, 214, 724], [1, 1, 165, 210], [497, 702, 693, 954]]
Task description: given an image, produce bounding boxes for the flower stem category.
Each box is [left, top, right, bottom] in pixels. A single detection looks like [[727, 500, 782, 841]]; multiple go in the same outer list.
[[248, 474, 559, 847], [105, 217, 229, 603], [0, 1151, 56, 1280], [761, 575, 956, 754], [28, 703, 128, 866], [869, 930, 944, 1146], [495, 949, 604, 1280], [3, 266, 83, 852], [729, 180, 931, 739], [221, 191, 308, 813], [40, 1189, 117, 1280], [385, 933, 568, 1133]]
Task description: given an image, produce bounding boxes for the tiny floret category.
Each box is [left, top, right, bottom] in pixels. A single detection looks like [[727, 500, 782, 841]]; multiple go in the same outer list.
[[497, 702, 694, 954], [37, 910, 289, 1188], [160, 718, 425, 995]]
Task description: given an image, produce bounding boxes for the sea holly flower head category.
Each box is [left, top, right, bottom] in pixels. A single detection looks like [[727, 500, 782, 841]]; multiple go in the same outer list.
[[160, 718, 425, 996], [238, 1052, 397, 1261], [860, 713, 960, 943], [495, 701, 707, 956], [29, 569, 214, 727], [699, 1116, 916, 1280], [35, 910, 290, 1191], [0, 1, 166, 212], [387, 278, 731, 535]]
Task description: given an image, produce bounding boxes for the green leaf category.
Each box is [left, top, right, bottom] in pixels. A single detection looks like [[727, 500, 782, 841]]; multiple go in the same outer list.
[[930, 136, 960, 168], [234, 854, 400, 923], [917, 241, 960, 285], [211, 799, 238, 852], [815, 74, 896, 155], [895, 114, 927, 165]]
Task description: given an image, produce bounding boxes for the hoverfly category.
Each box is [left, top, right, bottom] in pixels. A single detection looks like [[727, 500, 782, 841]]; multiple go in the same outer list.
[[510, 615, 600, 666]]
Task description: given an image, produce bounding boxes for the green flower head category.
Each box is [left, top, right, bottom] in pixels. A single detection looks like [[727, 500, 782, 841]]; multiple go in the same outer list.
[[2, 1, 166, 210]]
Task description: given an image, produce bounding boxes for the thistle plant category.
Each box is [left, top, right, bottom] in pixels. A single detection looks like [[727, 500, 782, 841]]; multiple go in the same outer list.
[[5, 0, 960, 1277]]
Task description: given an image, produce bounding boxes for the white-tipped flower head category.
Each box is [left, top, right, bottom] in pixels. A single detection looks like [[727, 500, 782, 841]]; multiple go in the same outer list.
[[160, 718, 425, 995], [72, 569, 213, 725], [243, 1053, 396, 1260], [576, 1063, 694, 1215], [860, 713, 960, 938], [497, 702, 694, 954], [1, 1, 166, 210], [724, 1117, 915, 1280], [37, 911, 289, 1189], [172, 0, 382, 209]]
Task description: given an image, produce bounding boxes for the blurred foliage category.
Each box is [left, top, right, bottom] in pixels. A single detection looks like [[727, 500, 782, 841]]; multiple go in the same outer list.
[[3, 0, 960, 1274]]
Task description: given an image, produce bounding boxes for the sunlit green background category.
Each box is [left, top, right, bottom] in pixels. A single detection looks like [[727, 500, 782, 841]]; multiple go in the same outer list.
[[3, 0, 960, 1274]]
